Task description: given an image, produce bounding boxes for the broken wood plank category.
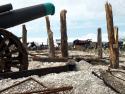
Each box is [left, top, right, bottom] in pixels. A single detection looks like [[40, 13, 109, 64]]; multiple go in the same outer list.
[[100, 69, 125, 94]]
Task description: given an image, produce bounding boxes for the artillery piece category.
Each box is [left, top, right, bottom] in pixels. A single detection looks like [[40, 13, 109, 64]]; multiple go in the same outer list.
[[0, 3, 55, 72]]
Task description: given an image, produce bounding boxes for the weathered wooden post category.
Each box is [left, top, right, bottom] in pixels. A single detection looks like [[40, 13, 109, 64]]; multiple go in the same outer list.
[[22, 24, 27, 48], [105, 2, 119, 68], [97, 28, 102, 59], [45, 16, 55, 58], [114, 26, 119, 67], [60, 9, 68, 58]]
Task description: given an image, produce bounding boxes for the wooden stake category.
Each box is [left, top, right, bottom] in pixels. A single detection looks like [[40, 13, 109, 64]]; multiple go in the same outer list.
[[45, 16, 55, 58], [22, 24, 27, 48], [114, 26, 119, 68], [97, 28, 102, 59], [105, 2, 119, 68], [60, 9, 68, 58]]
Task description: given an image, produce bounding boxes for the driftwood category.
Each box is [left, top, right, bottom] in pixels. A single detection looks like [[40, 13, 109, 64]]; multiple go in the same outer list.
[[99, 69, 125, 94]]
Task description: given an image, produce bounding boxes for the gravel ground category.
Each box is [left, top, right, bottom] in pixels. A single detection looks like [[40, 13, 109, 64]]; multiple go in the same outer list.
[[0, 60, 118, 94]]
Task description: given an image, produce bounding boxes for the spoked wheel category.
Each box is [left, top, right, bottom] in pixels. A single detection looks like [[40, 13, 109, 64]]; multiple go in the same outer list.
[[0, 29, 28, 72]]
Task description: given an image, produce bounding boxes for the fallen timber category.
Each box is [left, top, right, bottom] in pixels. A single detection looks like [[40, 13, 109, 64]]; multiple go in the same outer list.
[[15, 86, 73, 94], [0, 63, 76, 79], [32, 56, 68, 62], [92, 69, 125, 94], [69, 55, 110, 65], [0, 77, 73, 94], [32, 54, 110, 64]]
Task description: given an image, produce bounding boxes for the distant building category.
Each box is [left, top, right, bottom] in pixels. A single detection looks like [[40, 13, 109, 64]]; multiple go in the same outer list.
[[56, 39, 73, 49], [73, 39, 92, 49]]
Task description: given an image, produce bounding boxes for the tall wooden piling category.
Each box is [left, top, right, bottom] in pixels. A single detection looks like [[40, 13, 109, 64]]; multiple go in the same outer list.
[[45, 16, 55, 58], [22, 24, 27, 48], [60, 10, 68, 58], [97, 28, 102, 59], [105, 2, 119, 68], [114, 26, 119, 67]]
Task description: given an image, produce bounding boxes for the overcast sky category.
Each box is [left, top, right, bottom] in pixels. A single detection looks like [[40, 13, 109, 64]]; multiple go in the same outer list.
[[0, 0, 125, 43]]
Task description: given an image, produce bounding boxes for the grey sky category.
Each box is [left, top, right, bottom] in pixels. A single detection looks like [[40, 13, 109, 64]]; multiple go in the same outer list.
[[0, 0, 125, 43]]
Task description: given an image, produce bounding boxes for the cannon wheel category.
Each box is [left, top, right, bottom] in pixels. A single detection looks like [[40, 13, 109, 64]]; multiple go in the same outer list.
[[0, 29, 28, 72]]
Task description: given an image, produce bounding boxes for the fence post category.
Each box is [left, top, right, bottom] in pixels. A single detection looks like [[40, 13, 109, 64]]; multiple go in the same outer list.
[[60, 9, 68, 58], [97, 28, 102, 59], [22, 24, 27, 48], [105, 2, 119, 68], [45, 16, 55, 58]]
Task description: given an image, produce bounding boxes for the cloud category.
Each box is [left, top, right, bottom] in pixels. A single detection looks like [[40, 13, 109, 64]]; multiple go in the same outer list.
[[0, 0, 125, 43]]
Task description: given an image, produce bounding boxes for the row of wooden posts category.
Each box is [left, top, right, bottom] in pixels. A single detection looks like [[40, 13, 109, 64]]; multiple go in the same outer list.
[[22, 9, 68, 58], [22, 3, 119, 69]]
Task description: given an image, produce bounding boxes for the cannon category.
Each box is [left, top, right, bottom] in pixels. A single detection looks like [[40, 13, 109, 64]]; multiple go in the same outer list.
[[0, 3, 55, 72]]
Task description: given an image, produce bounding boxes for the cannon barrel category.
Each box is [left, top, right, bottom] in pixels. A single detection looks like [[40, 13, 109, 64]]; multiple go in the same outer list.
[[0, 3, 55, 29], [0, 3, 13, 13]]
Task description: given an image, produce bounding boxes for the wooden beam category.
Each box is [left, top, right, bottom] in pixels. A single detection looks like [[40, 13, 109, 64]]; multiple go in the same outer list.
[[60, 10, 68, 58], [32, 56, 68, 62], [105, 3, 118, 68], [45, 16, 55, 58], [97, 28, 102, 59], [0, 64, 76, 79], [100, 69, 125, 94]]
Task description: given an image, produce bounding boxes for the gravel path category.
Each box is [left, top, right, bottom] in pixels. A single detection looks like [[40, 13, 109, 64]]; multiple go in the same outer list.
[[0, 60, 118, 94]]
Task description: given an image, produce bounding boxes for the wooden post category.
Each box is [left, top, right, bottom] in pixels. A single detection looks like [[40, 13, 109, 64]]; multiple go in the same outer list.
[[60, 9, 68, 58], [114, 26, 119, 68], [22, 24, 27, 48], [105, 2, 119, 68], [97, 28, 102, 59], [45, 16, 55, 58]]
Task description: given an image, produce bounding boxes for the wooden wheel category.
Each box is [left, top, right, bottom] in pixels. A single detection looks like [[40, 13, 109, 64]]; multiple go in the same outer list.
[[0, 29, 28, 72]]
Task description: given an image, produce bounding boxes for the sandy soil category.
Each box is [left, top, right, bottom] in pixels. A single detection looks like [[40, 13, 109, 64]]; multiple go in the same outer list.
[[0, 50, 125, 94]]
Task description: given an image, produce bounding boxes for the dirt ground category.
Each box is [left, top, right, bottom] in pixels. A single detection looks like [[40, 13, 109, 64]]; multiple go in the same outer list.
[[0, 49, 125, 94]]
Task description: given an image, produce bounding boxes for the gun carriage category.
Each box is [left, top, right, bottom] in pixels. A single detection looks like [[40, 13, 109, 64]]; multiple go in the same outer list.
[[0, 3, 55, 72]]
